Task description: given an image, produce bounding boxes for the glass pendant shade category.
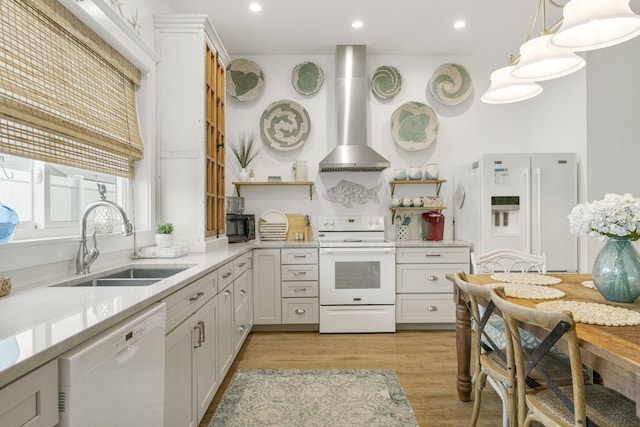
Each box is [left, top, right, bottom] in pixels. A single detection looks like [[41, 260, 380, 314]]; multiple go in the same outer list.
[[550, 0, 640, 51], [481, 65, 543, 104], [511, 35, 585, 81]]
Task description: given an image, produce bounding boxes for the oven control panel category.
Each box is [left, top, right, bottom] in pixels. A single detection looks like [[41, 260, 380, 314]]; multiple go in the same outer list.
[[318, 215, 385, 232]]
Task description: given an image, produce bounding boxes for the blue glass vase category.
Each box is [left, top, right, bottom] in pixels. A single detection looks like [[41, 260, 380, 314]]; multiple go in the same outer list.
[[0, 202, 19, 243], [592, 237, 640, 303]]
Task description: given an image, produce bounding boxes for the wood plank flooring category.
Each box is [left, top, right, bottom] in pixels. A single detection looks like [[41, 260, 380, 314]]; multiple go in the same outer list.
[[199, 330, 504, 426]]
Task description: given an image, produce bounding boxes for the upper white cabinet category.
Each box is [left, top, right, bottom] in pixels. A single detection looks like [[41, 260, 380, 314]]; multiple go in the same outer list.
[[155, 15, 230, 252]]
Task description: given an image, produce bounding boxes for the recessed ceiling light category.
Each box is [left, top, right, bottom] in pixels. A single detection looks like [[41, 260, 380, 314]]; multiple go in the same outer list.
[[249, 3, 262, 12], [453, 20, 466, 29], [352, 20, 364, 29]]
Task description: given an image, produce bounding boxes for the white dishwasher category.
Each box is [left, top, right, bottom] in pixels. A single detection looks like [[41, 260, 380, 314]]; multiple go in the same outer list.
[[58, 302, 166, 427]]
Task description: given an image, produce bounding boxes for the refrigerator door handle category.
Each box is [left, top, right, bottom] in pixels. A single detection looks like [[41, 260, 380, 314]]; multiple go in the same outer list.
[[535, 167, 542, 255], [524, 167, 532, 253]]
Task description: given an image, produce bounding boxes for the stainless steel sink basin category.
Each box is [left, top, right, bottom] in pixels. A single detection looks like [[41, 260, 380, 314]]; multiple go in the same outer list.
[[73, 278, 162, 287], [51, 265, 194, 287]]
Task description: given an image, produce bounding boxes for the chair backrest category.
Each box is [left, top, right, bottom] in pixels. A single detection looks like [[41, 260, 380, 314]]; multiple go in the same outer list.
[[489, 286, 587, 426], [471, 249, 547, 274], [454, 273, 511, 364]]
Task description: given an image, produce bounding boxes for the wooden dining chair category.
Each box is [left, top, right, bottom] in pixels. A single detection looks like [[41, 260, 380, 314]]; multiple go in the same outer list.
[[471, 248, 547, 274], [454, 272, 516, 427], [490, 286, 639, 426]]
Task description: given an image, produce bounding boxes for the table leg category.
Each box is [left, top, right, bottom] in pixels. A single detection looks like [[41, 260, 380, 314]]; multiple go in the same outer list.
[[455, 285, 472, 401]]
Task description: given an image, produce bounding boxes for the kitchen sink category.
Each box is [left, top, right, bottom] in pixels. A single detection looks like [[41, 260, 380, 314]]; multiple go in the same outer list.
[[51, 265, 195, 287]]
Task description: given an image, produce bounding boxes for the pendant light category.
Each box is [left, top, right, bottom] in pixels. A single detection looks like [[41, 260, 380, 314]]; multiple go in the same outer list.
[[550, 0, 640, 51], [481, 65, 543, 104], [511, 34, 585, 81]]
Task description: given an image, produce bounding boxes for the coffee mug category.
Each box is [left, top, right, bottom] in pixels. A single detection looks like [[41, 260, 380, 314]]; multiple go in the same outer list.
[[408, 166, 422, 180], [412, 197, 424, 207], [391, 197, 403, 207], [425, 163, 439, 180], [394, 169, 407, 180], [402, 198, 413, 207]]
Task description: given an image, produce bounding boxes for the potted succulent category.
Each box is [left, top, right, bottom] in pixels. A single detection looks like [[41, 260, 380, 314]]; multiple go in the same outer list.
[[229, 132, 260, 181], [155, 222, 174, 248]]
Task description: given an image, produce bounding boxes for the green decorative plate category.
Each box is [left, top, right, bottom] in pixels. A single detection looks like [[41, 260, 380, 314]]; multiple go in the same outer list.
[[390, 102, 439, 151], [226, 58, 264, 102], [292, 62, 324, 96], [260, 100, 311, 151], [429, 63, 473, 106], [371, 66, 401, 99]]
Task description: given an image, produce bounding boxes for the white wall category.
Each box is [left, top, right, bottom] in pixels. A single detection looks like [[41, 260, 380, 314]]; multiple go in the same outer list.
[[225, 53, 576, 241]]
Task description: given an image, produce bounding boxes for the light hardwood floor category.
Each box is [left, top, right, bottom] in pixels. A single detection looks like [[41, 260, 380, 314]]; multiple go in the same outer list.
[[199, 330, 504, 426]]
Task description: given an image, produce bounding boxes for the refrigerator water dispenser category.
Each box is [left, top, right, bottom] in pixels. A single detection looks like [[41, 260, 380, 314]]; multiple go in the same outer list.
[[491, 196, 520, 236]]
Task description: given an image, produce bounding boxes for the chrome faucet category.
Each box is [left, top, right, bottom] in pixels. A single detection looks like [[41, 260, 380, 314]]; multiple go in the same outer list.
[[76, 200, 134, 274]]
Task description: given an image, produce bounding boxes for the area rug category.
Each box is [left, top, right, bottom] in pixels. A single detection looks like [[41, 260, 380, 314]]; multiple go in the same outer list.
[[208, 369, 418, 426]]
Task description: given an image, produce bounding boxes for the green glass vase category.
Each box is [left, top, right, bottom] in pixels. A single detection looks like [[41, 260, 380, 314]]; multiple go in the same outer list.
[[592, 237, 640, 303]]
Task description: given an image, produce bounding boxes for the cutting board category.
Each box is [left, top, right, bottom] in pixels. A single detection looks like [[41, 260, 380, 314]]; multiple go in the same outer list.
[[286, 214, 306, 240]]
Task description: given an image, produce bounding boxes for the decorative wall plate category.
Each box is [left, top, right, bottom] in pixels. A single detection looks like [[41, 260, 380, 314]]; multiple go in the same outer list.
[[292, 62, 324, 95], [371, 66, 401, 99], [226, 58, 265, 101], [390, 102, 439, 151], [429, 63, 473, 106], [260, 100, 311, 151]]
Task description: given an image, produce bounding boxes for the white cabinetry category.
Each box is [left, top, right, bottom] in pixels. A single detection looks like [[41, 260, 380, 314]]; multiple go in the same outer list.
[[281, 248, 319, 324], [252, 249, 282, 324], [163, 271, 218, 427], [395, 246, 470, 324], [0, 360, 58, 427]]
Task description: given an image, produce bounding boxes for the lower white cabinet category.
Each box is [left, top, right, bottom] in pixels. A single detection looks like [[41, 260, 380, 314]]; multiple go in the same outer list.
[[233, 269, 252, 353], [216, 282, 234, 380], [164, 271, 218, 427], [395, 245, 470, 324], [252, 249, 281, 324], [0, 359, 58, 427]]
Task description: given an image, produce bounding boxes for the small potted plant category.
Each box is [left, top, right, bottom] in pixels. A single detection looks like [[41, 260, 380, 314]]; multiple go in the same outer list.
[[229, 132, 260, 181], [155, 222, 174, 248]]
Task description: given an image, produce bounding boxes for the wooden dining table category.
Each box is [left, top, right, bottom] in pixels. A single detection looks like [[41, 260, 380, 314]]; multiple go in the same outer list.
[[450, 273, 640, 418]]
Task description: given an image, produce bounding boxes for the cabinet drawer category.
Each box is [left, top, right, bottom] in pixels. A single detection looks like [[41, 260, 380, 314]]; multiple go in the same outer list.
[[233, 275, 250, 311], [396, 294, 455, 323], [281, 248, 318, 264], [234, 252, 251, 277], [0, 359, 58, 427], [163, 272, 217, 332], [396, 247, 470, 264], [281, 264, 318, 281], [218, 261, 234, 291], [281, 298, 319, 324], [396, 264, 468, 293], [281, 281, 318, 298]]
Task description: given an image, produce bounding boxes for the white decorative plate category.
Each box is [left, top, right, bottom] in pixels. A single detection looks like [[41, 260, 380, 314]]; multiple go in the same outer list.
[[226, 58, 265, 102], [259, 210, 289, 232], [429, 63, 473, 106], [260, 100, 311, 151], [371, 66, 401, 99], [390, 102, 439, 151], [292, 62, 324, 96]]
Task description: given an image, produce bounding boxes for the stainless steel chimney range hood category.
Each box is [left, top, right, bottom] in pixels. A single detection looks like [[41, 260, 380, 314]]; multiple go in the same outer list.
[[319, 45, 390, 172]]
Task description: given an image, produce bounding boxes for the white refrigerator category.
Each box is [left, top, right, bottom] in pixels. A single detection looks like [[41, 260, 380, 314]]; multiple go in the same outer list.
[[454, 153, 577, 272]]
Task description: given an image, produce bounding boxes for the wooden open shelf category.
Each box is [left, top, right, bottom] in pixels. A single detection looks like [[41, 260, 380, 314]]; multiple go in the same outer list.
[[232, 181, 315, 200]]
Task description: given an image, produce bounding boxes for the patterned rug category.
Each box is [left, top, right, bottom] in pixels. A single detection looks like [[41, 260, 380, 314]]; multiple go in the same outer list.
[[208, 369, 418, 426]]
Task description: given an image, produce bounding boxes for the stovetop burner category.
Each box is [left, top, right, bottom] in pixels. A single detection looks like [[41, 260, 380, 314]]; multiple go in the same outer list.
[[317, 215, 393, 247]]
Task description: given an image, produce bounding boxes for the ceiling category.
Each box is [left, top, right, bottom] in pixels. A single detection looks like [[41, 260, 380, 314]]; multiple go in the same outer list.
[[170, 0, 570, 58]]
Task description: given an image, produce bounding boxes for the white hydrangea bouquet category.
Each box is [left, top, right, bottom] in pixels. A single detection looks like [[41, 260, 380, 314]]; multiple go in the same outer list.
[[568, 193, 640, 241]]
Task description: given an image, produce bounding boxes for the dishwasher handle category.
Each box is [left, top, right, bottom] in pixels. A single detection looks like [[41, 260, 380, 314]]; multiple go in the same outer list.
[[116, 344, 139, 365]]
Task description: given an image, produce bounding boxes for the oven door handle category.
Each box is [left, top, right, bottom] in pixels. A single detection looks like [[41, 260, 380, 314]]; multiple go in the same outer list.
[[322, 247, 394, 255]]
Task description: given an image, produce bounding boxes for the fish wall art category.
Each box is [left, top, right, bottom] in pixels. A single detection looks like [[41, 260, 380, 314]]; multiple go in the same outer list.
[[322, 180, 381, 208]]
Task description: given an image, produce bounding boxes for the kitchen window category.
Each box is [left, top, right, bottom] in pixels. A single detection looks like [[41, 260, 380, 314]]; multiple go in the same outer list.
[[0, 153, 127, 239]]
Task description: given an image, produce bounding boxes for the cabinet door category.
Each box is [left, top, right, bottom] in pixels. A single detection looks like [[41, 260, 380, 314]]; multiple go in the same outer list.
[[233, 270, 252, 353], [252, 249, 281, 324], [195, 296, 218, 423], [164, 316, 196, 427], [216, 284, 234, 380]]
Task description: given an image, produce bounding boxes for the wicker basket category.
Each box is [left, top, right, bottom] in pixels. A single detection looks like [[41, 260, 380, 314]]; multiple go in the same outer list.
[[0, 277, 11, 297]]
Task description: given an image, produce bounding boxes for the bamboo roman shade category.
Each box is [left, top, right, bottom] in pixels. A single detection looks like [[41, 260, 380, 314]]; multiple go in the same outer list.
[[0, 0, 144, 178]]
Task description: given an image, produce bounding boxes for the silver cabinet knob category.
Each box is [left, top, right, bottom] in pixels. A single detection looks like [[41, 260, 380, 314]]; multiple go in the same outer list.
[[427, 275, 438, 281], [427, 306, 439, 311], [295, 308, 306, 314]]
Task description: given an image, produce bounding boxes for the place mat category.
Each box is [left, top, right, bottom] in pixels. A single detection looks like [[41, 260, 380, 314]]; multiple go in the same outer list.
[[536, 301, 640, 326], [582, 280, 596, 289], [490, 272, 562, 286], [494, 283, 565, 300]]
